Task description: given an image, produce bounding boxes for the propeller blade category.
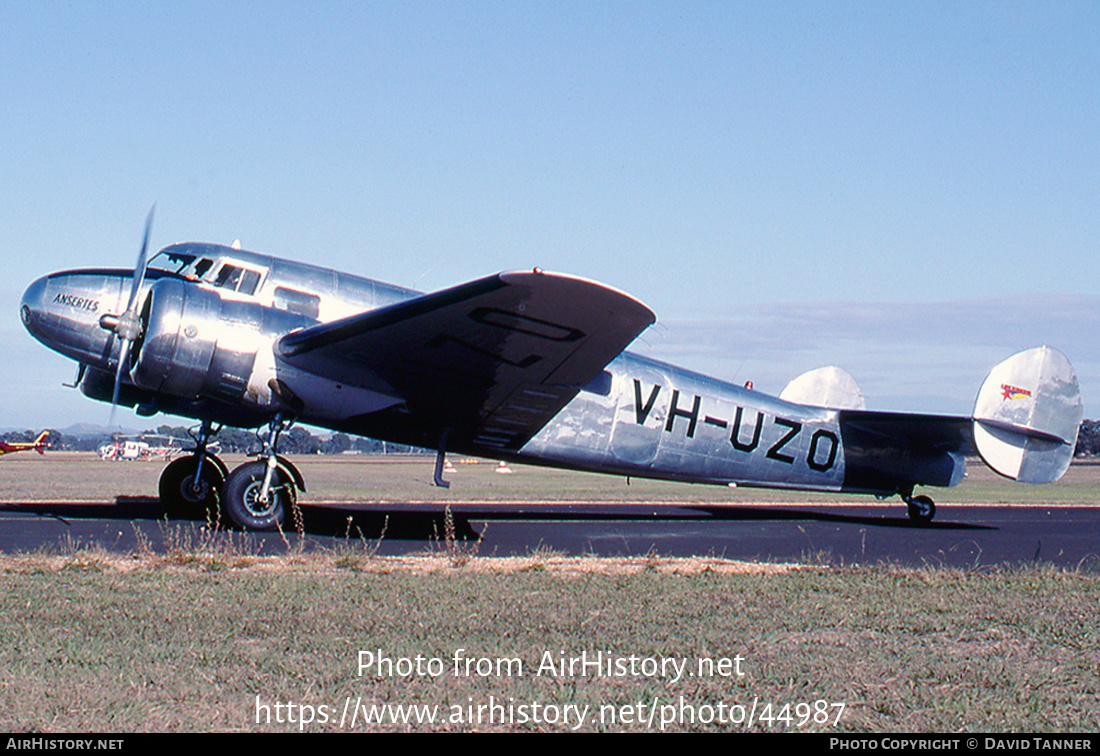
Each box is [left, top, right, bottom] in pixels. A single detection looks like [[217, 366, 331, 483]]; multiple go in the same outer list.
[[108, 339, 132, 428], [126, 205, 155, 313], [109, 205, 156, 427]]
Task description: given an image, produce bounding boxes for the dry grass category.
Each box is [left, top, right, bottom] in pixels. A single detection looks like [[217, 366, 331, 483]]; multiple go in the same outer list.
[[0, 544, 1097, 733], [0, 550, 800, 577]]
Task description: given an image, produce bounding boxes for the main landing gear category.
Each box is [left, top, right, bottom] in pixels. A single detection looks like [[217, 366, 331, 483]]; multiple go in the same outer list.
[[157, 416, 304, 532], [223, 416, 302, 531], [159, 420, 227, 524]]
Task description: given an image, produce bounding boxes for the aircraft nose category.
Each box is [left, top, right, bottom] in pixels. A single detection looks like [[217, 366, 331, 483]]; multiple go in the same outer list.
[[20, 270, 128, 367], [20, 275, 48, 337]]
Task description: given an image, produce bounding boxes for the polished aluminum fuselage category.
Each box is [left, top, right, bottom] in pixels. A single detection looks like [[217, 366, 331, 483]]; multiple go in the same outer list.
[[522, 352, 844, 490], [21, 242, 848, 493]]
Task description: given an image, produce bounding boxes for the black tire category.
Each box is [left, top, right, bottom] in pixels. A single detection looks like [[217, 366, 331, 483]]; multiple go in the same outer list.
[[223, 460, 297, 531], [159, 455, 225, 523], [906, 494, 936, 524]]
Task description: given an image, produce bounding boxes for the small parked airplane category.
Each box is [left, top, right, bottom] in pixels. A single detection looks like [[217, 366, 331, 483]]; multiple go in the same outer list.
[[0, 430, 50, 457], [97, 434, 180, 462], [20, 211, 1082, 530]]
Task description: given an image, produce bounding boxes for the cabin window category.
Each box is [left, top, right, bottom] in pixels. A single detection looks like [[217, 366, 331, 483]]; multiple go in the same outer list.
[[274, 286, 321, 319]]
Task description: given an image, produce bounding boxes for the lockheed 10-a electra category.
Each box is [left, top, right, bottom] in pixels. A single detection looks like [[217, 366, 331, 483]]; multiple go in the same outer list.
[[20, 213, 1082, 530]]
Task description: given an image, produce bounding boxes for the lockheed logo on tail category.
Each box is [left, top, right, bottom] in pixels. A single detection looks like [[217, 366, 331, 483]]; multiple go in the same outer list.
[[1000, 384, 1032, 401]]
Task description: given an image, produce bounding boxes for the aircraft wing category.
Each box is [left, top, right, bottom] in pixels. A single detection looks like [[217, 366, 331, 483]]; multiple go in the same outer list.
[[277, 270, 655, 451]]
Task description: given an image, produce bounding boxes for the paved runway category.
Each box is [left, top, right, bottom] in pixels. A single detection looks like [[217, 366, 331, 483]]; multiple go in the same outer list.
[[1, 498, 1097, 569]]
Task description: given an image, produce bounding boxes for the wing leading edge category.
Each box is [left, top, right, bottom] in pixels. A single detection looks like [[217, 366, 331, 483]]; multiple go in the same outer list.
[[277, 270, 655, 453]]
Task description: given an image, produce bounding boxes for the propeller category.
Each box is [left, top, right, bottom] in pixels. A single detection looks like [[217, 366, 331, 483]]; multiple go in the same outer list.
[[102, 206, 156, 427]]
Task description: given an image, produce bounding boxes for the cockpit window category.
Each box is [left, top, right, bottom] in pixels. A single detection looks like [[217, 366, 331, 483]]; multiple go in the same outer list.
[[240, 268, 261, 295], [214, 265, 242, 289], [212, 264, 262, 295], [148, 250, 265, 296], [194, 258, 214, 278], [149, 251, 216, 280], [149, 251, 195, 274]]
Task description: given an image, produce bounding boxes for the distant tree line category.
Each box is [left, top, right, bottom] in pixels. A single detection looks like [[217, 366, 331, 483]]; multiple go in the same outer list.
[[0, 426, 429, 456], [1073, 420, 1100, 457]]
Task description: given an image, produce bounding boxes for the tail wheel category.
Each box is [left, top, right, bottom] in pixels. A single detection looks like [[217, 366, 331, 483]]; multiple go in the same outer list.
[[224, 460, 297, 531], [906, 494, 936, 524], [159, 455, 225, 523]]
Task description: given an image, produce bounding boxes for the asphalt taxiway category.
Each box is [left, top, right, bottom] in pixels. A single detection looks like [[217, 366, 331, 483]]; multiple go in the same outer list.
[[1, 498, 1097, 569]]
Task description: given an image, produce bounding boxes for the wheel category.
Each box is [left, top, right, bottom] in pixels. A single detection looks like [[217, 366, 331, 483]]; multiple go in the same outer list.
[[223, 460, 297, 531], [159, 455, 225, 522], [906, 494, 936, 524]]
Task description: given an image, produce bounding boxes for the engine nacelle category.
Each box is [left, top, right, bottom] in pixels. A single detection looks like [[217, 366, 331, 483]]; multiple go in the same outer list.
[[130, 278, 266, 404]]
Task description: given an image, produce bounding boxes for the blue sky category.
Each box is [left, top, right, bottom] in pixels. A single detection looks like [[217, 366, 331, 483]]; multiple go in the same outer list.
[[2, 1, 1098, 429]]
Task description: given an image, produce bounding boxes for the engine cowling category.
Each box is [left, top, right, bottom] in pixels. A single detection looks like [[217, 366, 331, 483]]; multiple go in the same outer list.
[[130, 278, 265, 404]]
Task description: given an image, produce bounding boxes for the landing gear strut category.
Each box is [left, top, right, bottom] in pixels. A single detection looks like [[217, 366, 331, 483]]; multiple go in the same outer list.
[[901, 488, 936, 524], [158, 420, 227, 522], [223, 415, 304, 531]]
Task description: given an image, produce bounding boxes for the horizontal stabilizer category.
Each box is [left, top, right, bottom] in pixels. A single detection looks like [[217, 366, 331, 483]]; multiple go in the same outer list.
[[972, 346, 1081, 483], [780, 366, 866, 410]]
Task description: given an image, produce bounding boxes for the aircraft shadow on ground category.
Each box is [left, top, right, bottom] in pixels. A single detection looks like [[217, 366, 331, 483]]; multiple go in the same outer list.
[[0, 499, 476, 542], [1, 496, 993, 543], [684, 504, 994, 530]]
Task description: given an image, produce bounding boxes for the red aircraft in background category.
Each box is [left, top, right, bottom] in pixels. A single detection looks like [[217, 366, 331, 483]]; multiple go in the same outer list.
[[0, 431, 50, 457]]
